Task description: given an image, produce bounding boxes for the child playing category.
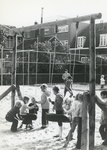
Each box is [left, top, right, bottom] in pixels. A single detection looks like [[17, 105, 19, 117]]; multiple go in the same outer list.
[[95, 90, 107, 145], [36, 84, 50, 129], [64, 76, 73, 96], [5, 100, 22, 132], [28, 97, 39, 127], [100, 75, 105, 89], [49, 86, 64, 140], [28, 97, 39, 114], [63, 93, 83, 149], [20, 96, 37, 129], [62, 69, 71, 83]]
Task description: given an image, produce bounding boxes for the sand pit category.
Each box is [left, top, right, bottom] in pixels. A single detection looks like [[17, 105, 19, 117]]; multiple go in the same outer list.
[[0, 84, 107, 150]]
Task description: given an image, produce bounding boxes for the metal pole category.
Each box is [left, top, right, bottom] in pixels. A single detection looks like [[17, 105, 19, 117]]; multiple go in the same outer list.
[[1, 45, 3, 85], [22, 36, 24, 85], [49, 52, 51, 83], [28, 50, 29, 85], [36, 36, 38, 84], [41, 7, 44, 24]]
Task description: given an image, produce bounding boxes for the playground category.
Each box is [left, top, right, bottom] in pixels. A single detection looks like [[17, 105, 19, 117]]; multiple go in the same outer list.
[[0, 84, 107, 150], [0, 13, 107, 150]]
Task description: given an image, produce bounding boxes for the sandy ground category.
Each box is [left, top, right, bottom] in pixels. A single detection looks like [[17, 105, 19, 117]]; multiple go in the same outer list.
[[0, 84, 107, 150]]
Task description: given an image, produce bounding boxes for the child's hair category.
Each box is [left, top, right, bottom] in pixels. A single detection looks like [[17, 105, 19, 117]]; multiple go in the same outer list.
[[15, 100, 22, 108], [100, 90, 107, 96], [75, 93, 83, 101], [101, 75, 104, 78], [31, 97, 36, 103], [65, 69, 68, 72], [40, 84, 48, 89], [78, 93, 83, 101], [23, 96, 29, 103], [53, 86, 60, 93]]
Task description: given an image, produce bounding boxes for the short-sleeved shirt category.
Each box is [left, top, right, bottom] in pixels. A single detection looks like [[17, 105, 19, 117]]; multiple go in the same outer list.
[[62, 73, 70, 81], [67, 100, 83, 120], [100, 78, 105, 85], [20, 104, 29, 115]]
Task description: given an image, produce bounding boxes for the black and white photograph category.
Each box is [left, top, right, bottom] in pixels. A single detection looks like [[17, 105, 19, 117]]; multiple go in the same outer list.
[[0, 0, 107, 149]]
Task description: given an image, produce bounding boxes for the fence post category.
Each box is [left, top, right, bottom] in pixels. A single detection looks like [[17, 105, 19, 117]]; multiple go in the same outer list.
[[81, 92, 90, 150]]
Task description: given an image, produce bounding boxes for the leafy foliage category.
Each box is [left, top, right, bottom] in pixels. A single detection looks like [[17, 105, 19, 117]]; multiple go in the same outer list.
[[17, 41, 69, 74]]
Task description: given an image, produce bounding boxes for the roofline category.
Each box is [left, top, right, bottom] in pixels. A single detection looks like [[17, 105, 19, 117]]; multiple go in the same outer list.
[[13, 13, 102, 32]]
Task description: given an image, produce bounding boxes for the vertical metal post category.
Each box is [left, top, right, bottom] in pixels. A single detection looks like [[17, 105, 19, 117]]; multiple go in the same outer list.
[[69, 52, 71, 74], [89, 18, 96, 150], [22, 36, 24, 85], [36, 36, 38, 84], [41, 7, 44, 24], [51, 35, 56, 84], [28, 50, 29, 85], [1, 45, 3, 85], [49, 52, 51, 83]]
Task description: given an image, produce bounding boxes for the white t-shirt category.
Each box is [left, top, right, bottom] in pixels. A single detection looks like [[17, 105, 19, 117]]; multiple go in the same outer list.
[[100, 77, 105, 85], [67, 100, 83, 119], [20, 104, 29, 115]]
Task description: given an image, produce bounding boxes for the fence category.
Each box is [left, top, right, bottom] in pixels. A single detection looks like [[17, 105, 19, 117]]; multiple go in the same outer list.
[[0, 49, 107, 85]]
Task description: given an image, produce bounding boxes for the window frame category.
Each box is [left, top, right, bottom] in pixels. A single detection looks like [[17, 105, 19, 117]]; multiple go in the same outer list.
[[77, 36, 86, 48], [99, 34, 107, 47]]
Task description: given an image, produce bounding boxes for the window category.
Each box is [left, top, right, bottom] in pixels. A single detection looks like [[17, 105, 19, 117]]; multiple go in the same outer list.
[[54, 25, 68, 33], [25, 31, 30, 38], [5, 36, 13, 48], [60, 40, 68, 46], [44, 29, 49, 36], [17, 37, 22, 46], [99, 34, 107, 46], [77, 36, 86, 48]]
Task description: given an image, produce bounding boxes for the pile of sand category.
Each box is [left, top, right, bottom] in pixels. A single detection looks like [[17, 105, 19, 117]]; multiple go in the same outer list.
[[0, 84, 107, 150]]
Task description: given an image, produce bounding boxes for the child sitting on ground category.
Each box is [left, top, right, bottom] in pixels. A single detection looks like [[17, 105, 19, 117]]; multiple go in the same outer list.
[[36, 84, 50, 129], [20, 96, 37, 130], [63, 93, 83, 149], [95, 90, 107, 145], [5, 100, 22, 132], [100, 75, 105, 89]]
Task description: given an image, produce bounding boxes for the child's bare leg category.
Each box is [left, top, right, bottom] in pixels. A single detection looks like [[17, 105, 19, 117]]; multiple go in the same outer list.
[[63, 123, 76, 147]]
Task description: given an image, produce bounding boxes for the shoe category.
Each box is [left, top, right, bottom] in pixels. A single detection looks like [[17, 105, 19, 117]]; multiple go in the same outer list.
[[53, 134, 59, 138], [56, 137, 63, 141], [41, 126, 46, 129], [29, 125, 33, 130]]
